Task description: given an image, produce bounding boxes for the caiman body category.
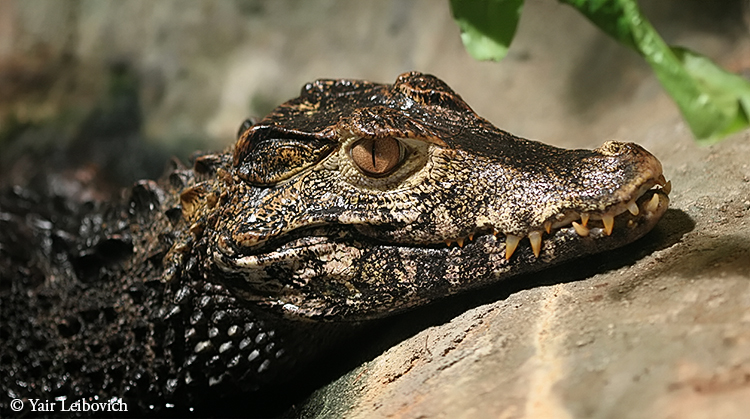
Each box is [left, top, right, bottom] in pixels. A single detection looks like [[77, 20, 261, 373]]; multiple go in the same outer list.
[[0, 72, 670, 415]]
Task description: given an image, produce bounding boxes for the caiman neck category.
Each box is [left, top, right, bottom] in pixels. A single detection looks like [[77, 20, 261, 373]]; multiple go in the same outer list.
[[148, 151, 235, 284]]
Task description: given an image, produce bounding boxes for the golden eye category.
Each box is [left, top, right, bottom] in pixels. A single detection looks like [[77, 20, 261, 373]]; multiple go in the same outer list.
[[349, 137, 404, 177]]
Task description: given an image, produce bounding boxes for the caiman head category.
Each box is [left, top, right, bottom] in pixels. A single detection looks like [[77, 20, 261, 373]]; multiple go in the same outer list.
[[179, 72, 670, 322]]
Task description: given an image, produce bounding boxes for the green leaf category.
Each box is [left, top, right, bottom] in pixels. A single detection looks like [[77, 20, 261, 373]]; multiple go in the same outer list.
[[559, 0, 750, 142], [450, 0, 524, 61], [673, 47, 750, 140], [558, 0, 636, 49]]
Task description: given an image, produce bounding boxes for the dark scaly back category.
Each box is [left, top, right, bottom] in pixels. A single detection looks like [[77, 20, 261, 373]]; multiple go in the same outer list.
[[0, 156, 351, 416]]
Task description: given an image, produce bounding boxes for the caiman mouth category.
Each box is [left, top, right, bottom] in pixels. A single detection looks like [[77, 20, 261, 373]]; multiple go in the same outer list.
[[215, 175, 670, 264], [443, 174, 672, 259], [215, 133, 672, 266]]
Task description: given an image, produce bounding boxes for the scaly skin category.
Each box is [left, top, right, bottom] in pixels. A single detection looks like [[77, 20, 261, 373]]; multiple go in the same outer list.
[[0, 72, 669, 416]]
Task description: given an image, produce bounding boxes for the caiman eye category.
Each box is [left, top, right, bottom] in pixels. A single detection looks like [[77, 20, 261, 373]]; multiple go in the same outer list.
[[349, 137, 405, 177]]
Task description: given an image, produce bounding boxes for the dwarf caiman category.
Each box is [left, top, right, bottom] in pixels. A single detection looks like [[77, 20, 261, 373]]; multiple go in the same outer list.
[[0, 72, 670, 416]]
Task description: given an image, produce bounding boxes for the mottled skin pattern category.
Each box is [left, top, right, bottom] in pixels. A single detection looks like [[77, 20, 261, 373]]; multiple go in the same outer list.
[[0, 72, 669, 416]]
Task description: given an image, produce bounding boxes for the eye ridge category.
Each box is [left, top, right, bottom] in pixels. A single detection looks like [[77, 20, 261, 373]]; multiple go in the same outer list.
[[235, 138, 337, 186], [350, 137, 404, 177]]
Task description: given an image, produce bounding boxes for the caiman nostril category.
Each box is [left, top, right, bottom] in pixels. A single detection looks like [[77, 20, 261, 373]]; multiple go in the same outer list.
[[596, 140, 634, 156]]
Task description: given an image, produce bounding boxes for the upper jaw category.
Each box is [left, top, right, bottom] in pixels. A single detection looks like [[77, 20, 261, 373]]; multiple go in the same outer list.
[[216, 179, 670, 261], [538, 173, 670, 238], [438, 142, 671, 258], [342, 140, 671, 258], [217, 140, 670, 261]]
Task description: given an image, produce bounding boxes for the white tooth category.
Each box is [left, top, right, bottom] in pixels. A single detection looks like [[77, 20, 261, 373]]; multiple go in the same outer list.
[[646, 193, 660, 213], [528, 231, 542, 258], [572, 221, 590, 237], [628, 201, 639, 216], [505, 235, 521, 260], [581, 213, 590, 227], [602, 214, 614, 236]]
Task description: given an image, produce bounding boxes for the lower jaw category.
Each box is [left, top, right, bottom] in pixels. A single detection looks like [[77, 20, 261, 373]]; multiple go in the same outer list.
[[519, 189, 669, 261], [221, 190, 669, 265], [436, 188, 670, 261]]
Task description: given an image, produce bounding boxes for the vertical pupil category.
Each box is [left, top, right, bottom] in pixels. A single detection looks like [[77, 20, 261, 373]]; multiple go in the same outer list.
[[350, 137, 401, 176]]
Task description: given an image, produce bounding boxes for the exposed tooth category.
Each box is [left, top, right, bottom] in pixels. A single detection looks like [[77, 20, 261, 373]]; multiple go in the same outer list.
[[602, 214, 614, 236], [627, 219, 636, 228], [646, 193, 660, 213], [572, 221, 590, 237], [657, 174, 667, 186], [528, 231, 542, 258], [581, 213, 589, 226], [493, 229, 499, 236], [468, 233, 474, 241], [505, 235, 521, 260], [445, 240, 452, 247], [457, 237, 465, 247], [663, 180, 672, 195], [628, 201, 639, 216], [544, 221, 552, 234]]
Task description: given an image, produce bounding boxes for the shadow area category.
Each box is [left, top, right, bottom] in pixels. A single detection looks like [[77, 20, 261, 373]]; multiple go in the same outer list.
[[665, 233, 750, 279]]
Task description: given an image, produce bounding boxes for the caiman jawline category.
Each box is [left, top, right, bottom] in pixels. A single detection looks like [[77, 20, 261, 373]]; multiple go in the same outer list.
[[444, 174, 671, 260], [219, 174, 671, 262]]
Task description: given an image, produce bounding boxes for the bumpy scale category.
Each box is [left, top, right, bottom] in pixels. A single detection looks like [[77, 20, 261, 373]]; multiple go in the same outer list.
[[0, 72, 669, 415]]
